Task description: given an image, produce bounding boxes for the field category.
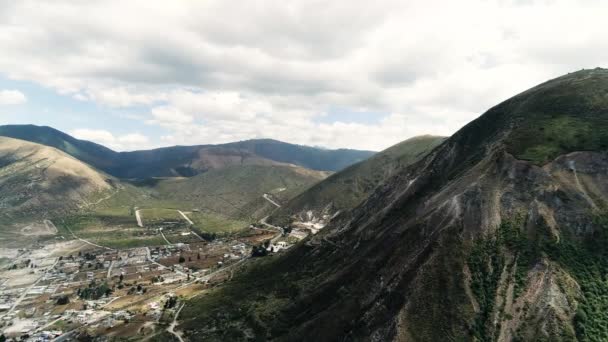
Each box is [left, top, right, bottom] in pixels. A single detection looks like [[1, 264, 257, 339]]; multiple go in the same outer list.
[[188, 211, 248, 235], [138, 208, 186, 227]]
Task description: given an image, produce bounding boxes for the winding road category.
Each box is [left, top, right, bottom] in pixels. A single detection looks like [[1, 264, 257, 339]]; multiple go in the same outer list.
[[167, 303, 186, 342], [262, 194, 281, 208]]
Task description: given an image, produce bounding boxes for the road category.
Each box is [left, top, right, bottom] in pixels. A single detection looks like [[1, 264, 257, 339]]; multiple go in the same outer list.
[[177, 210, 194, 225], [65, 224, 113, 251], [135, 208, 143, 227], [44, 219, 58, 234], [167, 303, 186, 342], [1, 258, 59, 319], [259, 216, 283, 243], [145, 247, 167, 271], [107, 261, 115, 279], [177, 210, 204, 241], [159, 228, 173, 246], [262, 193, 281, 208]]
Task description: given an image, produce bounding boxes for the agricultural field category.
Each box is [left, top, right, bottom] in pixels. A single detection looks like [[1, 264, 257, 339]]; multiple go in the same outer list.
[[188, 211, 248, 235]]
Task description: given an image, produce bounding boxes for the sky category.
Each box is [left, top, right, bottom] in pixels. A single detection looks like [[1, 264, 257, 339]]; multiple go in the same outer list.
[[0, 0, 606, 152]]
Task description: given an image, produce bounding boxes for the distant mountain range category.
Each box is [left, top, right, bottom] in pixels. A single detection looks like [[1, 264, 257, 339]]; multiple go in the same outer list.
[[0, 125, 374, 227], [0, 125, 375, 178]]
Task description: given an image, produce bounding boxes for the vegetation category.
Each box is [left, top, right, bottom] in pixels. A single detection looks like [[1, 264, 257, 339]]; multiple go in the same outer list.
[[467, 213, 608, 341], [0, 125, 373, 178], [189, 212, 247, 235], [468, 234, 504, 341], [545, 215, 608, 341], [270, 135, 445, 225], [502, 69, 608, 164], [152, 164, 327, 221], [78, 281, 113, 300]]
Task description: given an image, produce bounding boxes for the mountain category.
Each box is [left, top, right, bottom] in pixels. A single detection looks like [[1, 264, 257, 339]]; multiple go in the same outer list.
[[0, 124, 117, 170], [179, 68, 608, 341], [0, 136, 116, 226], [269, 135, 445, 226], [0, 125, 375, 178], [136, 164, 329, 221]]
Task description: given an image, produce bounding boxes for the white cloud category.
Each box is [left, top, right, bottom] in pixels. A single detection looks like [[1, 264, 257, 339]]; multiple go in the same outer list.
[[1, 0, 607, 150], [0, 89, 26, 105], [70, 128, 151, 151]]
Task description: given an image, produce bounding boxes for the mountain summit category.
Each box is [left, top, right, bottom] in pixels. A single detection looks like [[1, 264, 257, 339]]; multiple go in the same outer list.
[[180, 68, 608, 341]]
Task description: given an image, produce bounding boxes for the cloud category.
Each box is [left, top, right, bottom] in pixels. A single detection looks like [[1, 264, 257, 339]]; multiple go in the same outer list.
[[70, 128, 151, 151], [0, 0, 607, 150], [0, 89, 26, 105]]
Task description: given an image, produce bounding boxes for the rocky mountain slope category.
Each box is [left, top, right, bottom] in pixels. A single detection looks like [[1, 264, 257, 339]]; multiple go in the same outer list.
[[179, 68, 608, 341], [0, 136, 116, 225], [269, 135, 445, 226], [0, 125, 374, 178]]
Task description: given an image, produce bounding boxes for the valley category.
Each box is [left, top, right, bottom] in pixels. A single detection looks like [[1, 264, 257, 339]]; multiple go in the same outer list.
[[1, 69, 608, 341], [0, 130, 371, 340]]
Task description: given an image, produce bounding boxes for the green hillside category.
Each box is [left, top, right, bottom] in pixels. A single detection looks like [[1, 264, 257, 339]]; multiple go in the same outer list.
[[147, 164, 329, 221], [270, 135, 445, 225]]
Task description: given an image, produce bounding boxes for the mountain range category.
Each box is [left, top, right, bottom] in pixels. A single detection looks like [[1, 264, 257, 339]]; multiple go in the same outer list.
[[0, 125, 374, 178], [0, 125, 379, 228], [2, 68, 608, 341], [178, 68, 608, 341]]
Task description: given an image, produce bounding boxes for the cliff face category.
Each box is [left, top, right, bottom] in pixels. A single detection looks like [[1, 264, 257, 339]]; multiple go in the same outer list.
[[181, 69, 608, 341], [297, 149, 606, 341]]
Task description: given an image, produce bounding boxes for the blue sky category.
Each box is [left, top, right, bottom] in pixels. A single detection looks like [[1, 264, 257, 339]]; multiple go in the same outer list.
[[0, 0, 605, 151], [0, 75, 167, 147]]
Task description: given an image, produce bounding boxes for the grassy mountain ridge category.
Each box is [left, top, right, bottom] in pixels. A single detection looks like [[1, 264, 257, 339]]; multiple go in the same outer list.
[[179, 68, 608, 341], [0, 136, 116, 226], [0, 125, 375, 178], [269, 135, 445, 225]]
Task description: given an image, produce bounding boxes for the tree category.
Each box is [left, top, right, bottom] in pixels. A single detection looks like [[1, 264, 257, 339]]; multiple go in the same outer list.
[[179, 256, 186, 263], [251, 245, 268, 257], [119, 274, 124, 283], [197, 253, 201, 260], [56, 295, 70, 305]]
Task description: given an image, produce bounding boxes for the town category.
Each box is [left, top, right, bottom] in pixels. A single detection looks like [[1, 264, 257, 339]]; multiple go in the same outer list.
[[0, 217, 314, 341]]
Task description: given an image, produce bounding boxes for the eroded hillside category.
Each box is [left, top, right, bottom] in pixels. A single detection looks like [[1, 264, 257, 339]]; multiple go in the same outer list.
[[179, 68, 608, 341]]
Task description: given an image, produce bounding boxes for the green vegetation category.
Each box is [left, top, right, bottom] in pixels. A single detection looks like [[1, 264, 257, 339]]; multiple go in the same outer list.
[[139, 208, 184, 226], [468, 235, 504, 341], [78, 281, 113, 300], [503, 69, 608, 164], [189, 211, 248, 235], [516, 116, 608, 164], [271, 135, 445, 224], [180, 257, 295, 341], [153, 164, 326, 221], [545, 215, 608, 341], [467, 216, 540, 340], [58, 213, 168, 249], [467, 213, 608, 341]]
